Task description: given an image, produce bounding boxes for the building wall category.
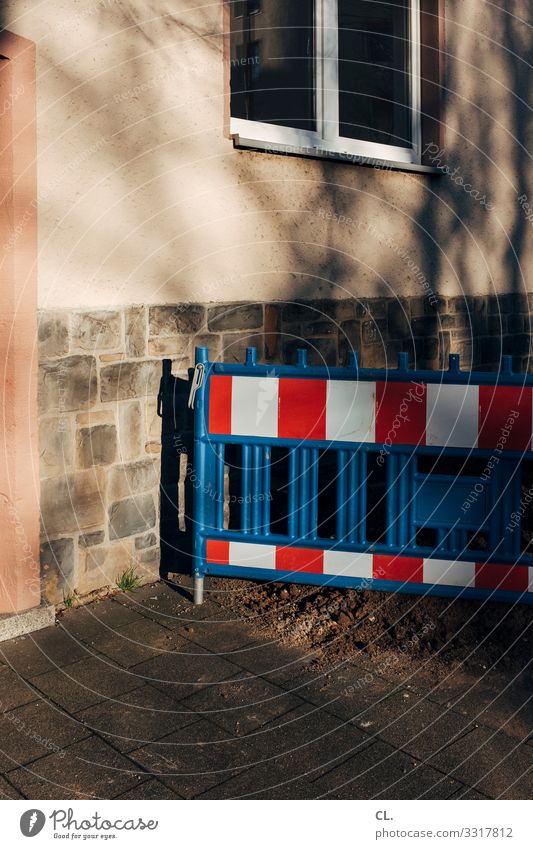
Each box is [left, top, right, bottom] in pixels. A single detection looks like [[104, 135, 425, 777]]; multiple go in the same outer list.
[[4, 0, 532, 310], [38, 293, 531, 603], [2, 0, 532, 603]]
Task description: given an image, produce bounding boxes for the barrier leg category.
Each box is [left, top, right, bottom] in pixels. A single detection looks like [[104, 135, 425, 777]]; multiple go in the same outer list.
[[193, 574, 204, 605]]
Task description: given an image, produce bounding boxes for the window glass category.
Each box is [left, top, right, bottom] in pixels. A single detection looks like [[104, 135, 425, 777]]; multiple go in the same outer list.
[[338, 0, 411, 146], [230, 0, 315, 132]]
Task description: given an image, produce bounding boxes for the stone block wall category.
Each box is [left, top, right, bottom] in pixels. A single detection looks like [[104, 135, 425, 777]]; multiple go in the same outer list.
[[38, 294, 532, 604]]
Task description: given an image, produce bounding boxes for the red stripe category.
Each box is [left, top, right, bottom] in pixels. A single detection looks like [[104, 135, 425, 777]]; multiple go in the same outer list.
[[375, 381, 427, 446], [475, 563, 529, 592], [278, 378, 327, 440], [374, 553, 424, 584], [276, 547, 324, 574], [206, 539, 230, 565], [208, 375, 232, 434], [478, 385, 532, 451]]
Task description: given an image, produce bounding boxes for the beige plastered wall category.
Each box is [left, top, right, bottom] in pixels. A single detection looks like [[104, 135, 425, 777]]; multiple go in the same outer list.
[[1, 0, 531, 310]]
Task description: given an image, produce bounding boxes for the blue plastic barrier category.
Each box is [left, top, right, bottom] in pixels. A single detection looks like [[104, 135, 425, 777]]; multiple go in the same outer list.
[[190, 346, 533, 604]]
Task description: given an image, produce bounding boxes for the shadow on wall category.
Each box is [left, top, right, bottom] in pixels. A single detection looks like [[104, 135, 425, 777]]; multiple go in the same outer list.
[[26, 1, 531, 368], [158, 360, 194, 577], [24, 2, 532, 581]]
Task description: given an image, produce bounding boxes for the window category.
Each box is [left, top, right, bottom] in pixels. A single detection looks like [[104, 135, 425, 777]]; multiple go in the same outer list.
[[229, 0, 442, 168]]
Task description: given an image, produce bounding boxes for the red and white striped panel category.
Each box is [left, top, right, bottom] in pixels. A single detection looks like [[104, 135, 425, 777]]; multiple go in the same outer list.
[[206, 540, 533, 594], [208, 375, 533, 451]]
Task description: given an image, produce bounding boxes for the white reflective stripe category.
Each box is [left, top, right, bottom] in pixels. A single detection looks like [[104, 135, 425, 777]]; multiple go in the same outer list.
[[231, 376, 279, 438], [423, 558, 476, 587], [529, 568, 533, 593], [426, 384, 479, 448], [326, 380, 376, 442], [323, 550, 373, 579], [229, 541, 277, 570]]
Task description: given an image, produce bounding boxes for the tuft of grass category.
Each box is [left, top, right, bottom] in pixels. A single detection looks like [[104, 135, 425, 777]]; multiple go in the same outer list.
[[116, 566, 142, 592], [63, 591, 76, 609]]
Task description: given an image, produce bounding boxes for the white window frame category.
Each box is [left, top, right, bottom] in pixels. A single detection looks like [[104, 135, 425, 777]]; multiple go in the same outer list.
[[230, 0, 421, 166]]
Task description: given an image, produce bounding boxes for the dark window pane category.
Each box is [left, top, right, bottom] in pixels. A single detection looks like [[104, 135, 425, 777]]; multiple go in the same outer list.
[[339, 0, 412, 146], [230, 0, 315, 132]]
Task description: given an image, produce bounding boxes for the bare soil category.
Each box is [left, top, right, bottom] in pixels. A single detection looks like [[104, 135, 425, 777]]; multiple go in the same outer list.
[[212, 577, 532, 680]]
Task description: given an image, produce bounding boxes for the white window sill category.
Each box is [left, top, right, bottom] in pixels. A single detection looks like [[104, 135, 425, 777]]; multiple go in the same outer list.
[[232, 133, 442, 175], [229, 119, 441, 175]]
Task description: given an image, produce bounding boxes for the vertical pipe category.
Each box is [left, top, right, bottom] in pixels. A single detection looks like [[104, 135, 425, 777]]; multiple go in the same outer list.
[[192, 346, 211, 603], [509, 462, 521, 559], [251, 444, 262, 534], [262, 446, 271, 535], [386, 453, 398, 547], [193, 575, 204, 605], [241, 445, 252, 533], [336, 450, 347, 542], [309, 448, 319, 540], [288, 448, 298, 539], [408, 454, 417, 549], [359, 449, 367, 545], [397, 454, 408, 547], [299, 447, 310, 538], [215, 443, 225, 530], [347, 452, 359, 544]]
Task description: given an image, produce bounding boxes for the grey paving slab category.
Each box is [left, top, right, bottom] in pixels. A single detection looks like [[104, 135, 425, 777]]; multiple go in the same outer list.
[[422, 668, 533, 742], [0, 666, 39, 712], [179, 619, 263, 654], [360, 690, 476, 761], [0, 699, 90, 772], [116, 778, 182, 799], [82, 617, 182, 668], [0, 775, 24, 798], [448, 784, 491, 800], [177, 671, 305, 736], [270, 662, 401, 724], [131, 646, 244, 701], [428, 727, 533, 799], [0, 625, 94, 677], [197, 765, 320, 799], [195, 704, 375, 800], [7, 736, 147, 800], [114, 584, 223, 628], [231, 638, 319, 680], [311, 740, 461, 799], [238, 702, 373, 765], [128, 718, 255, 799], [29, 654, 142, 713], [76, 684, 199, 752], [59, 598, 146, 638]]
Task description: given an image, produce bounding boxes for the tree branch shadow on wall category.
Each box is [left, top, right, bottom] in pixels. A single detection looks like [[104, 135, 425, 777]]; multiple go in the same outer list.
[[34, 2, 531, 581]]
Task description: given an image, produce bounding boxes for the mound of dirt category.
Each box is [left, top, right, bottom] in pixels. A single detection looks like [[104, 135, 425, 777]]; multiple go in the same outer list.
[[212, 578, 532, 678]]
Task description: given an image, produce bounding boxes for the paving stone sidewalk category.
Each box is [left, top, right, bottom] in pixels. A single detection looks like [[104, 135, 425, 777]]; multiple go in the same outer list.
[[0, 579, 530, 800]]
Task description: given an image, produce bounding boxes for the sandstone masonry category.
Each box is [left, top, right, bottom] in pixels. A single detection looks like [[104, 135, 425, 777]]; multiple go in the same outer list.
[[38, 295, 533, 603]]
